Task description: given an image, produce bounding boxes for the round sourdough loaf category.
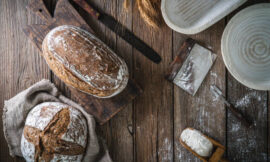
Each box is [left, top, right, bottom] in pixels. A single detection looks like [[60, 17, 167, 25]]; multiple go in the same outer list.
[[21, 102, 88, 162], [42, 25, 129, 98]]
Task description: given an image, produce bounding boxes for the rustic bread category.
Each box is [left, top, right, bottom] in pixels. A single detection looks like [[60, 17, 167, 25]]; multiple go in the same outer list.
[[42, 25, 129, 98], [21, 102, 88, 162]]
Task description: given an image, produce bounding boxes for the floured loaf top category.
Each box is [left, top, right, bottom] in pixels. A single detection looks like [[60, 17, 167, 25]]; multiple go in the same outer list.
[[21, 102, 88, 162], [42, 25, 129, 98]]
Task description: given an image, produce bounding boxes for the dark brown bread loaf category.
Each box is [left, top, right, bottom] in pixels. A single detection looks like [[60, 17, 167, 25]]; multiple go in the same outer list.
[[21, 102, 88, 162], [42, 25, 129, 98]]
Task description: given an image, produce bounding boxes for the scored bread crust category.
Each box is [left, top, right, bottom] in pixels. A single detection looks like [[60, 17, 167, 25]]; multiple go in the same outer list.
[[21, 102, 88, 162], [42, 25, 129, 98]]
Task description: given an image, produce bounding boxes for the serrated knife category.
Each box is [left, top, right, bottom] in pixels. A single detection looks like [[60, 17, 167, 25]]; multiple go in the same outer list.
[[210, 85, 252, 128], [72, 0, 161, 64]]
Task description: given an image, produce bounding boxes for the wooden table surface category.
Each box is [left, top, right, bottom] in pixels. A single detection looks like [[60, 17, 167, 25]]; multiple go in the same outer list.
[[0, 0, 269, 161]]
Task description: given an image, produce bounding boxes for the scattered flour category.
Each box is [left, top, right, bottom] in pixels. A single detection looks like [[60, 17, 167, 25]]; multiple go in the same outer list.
[[235, 91, 261, 108], [230, 123, 241, 132], [158, 138, 173, 161], [211, 88, 219, 102], [228, 91, 267, 161], [206, 45, 213, 50], [210, 71, 217, 78]]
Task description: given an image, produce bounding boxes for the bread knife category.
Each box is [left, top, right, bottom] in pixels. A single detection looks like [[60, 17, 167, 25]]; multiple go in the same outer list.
[[210, 85, 252, 128], [72, 0, 162, 64]]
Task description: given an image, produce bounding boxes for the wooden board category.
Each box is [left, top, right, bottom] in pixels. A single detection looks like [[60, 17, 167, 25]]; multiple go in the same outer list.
[[0, 0, 270, 161], [132, 3, 174, 161], [23, 0, 141, 124]]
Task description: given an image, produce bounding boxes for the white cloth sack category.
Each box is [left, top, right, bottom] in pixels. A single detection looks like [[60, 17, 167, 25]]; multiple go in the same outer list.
[[3, 79, 112, 162]]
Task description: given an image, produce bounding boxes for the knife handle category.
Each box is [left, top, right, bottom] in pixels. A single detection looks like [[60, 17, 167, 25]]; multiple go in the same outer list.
[[227, 104, 252, 128], [73, 0, 100, 19]]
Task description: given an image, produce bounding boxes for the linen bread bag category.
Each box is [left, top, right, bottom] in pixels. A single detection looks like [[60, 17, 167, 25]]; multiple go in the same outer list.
[[42, 25, 129, 98], [3, 79, 112, 162]]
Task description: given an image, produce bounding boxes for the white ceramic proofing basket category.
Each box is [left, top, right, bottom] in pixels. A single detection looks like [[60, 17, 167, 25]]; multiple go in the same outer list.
[[221, 3, 270, 90], [161, 0, 246, 34]]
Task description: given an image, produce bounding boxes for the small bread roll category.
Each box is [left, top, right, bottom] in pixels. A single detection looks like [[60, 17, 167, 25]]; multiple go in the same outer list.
[[180, 128, 213, 157]]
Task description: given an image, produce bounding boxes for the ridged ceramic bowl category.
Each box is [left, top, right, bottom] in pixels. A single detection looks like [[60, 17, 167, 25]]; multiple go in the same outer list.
[[161, 0, 246, 34], [222, 3, 270, 90]]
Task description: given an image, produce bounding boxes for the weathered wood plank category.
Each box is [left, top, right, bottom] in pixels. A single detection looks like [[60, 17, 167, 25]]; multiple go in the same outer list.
[[227, 77, 268, 161], [1, 0, 269, 161], [0, 0, 51, 161], [86, 0, 134, 161], [83, 0, 112, 151], [173, 20, 226, 161], [132, 2, 174, 161], [226, 1, 269, 161], [108, 0, 135, 161]]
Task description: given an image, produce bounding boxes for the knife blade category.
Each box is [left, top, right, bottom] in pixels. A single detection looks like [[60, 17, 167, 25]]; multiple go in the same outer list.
[[210, 85, 252, 128], [72, 0, 161, 64]]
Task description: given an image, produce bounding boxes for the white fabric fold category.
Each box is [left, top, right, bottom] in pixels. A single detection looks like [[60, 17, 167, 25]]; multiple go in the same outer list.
[[3, 79, 112, 162]]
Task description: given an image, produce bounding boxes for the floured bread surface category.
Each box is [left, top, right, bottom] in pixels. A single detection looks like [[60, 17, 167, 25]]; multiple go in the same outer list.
[[180, 128, 213, 157], [21, 102, 88, 162], [42, 25, 129, 98]]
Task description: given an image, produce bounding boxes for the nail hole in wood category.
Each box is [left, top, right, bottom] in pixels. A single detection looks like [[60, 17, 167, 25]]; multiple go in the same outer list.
[[39, 9, 42, 12], [127, 124, 133, 135]]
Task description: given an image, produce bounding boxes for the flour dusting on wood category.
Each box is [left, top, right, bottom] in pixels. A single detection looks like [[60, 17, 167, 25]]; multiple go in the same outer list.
[[210, 71, 217, 79], [227, 87, 268, 161], [158, 137, 173, 161], [235, 91, 262, 108]]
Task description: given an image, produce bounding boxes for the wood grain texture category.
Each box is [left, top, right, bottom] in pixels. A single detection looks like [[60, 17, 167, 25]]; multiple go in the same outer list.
[[110, 0, 134, 161], [133, 1, 174, 161], [227, 77, 268, 161], [86, 0, 135, 161], [1, 0, 269, 161], [0, 0, 51, 162], [173, 20, 226, 161]]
